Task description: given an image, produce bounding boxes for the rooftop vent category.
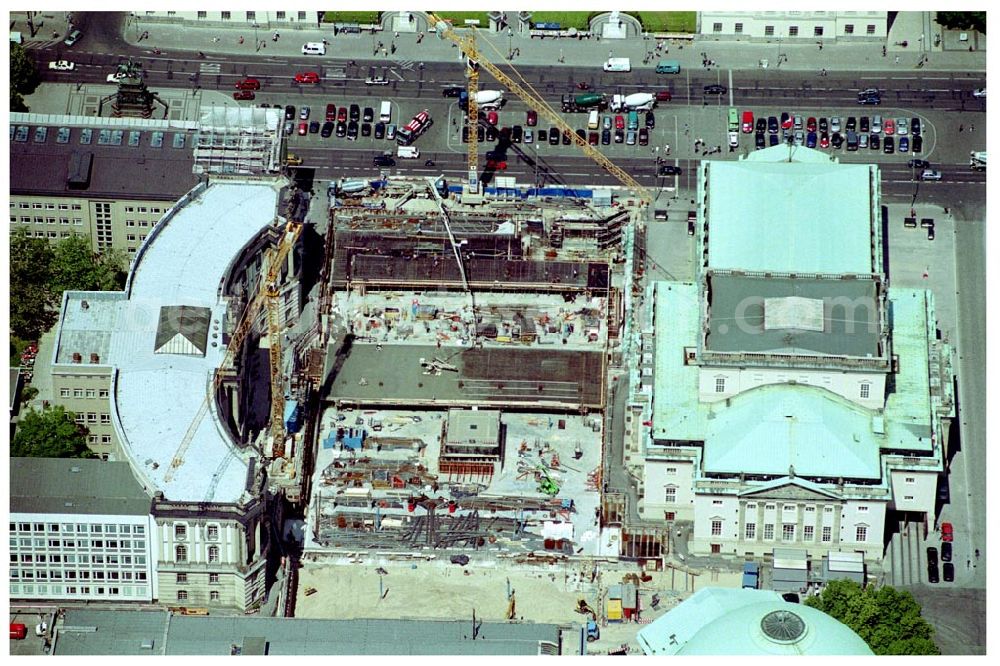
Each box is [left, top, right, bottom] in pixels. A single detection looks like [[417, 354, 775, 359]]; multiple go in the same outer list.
[[760, 610, 806, 643], [90, 353, 100, 364], [81, 300, 89, 310], [70, 466, 81, 473], [72, 352, 82, 363]]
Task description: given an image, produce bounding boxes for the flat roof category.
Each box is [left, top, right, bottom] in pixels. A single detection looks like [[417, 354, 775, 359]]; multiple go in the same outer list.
[[705, 158, 875, 274], [53, 610, 567, 656], [10, 458, 151, 516], [111, 182, 279, 503], [9, 116, 198, 200], [882, 288, 935, 452], [325, 344, 604, 409], [706, 274, 881, 357], [650, 282, 706, 441], [53, 291, 123, 365]]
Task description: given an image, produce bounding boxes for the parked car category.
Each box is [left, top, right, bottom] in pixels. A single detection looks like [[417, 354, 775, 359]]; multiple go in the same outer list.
[[386, 124, 397, 140], [819, 132, 830, 148], [908, 159, 930, 169], [294, 71, 320, 84], [374, 122, 385, 139], [524, 128, 533, 144], [927, 562, 939, 583], [769, 134, 779, 146], [846, 116, 857, 132], [756, 117, 767, 133], [512, 125, 523, 143], [337, 107, 348, 122], [601, 129, 611, 145], [48, 60, 76, 71], [349, 104, 360, 121], [309, 120, 320, 133], [793, 115, 804, 130], [235, 78, 261, 91], [883, 118, 895, 135], [912, 135, 923, 153], [361, 123, 371, 137], [626, 129, 637, 145], [297, 121, 308, 136], [284, 120, 294, 135], [347, 120, 359, 140], [526, 109, 537, 126], [818, 117, 828, 132], [911, 117, 921, 136], [485, 110, 498, 126], [883, 136, 894, 153], [806, 116, 817, 132], [233, 90, 255, 100], [64, 29, 83, 46], [869, 134, 880, 150], [655, 90, 672, 101], [336, 122, 347, 137], [285, 105, 296, 120], [941, 522, 954, 541], [442, 86, 464, 97], [943, 562, 955, 582], [830, 116, 842, 133], [645, 112, 655, 129], [927, 546, 939, 567], [755, 132, 766, 148], [615, 128, 624, 143], [941, 542, 952, 562], [299, 106, 311, 120], [806, 131, 817, 148], [615, 115, 625, 130], [768, 116, 779, 134], [831, 132, 843, 148], [575, 128, 586, 142], [793, 130, 805, 146], [780, 112, 792, 130], [896, 118, 908, 135], [326, 103, 337, 121], [899, 137, 909, 153], [938, 477, 950, 503], [859, 133, 869, 149], [321, 121, 335, 137], [549, 128, 560, 145], [860, 116, 870, 133], [363, 107, 374, 123], [588, 132, 599, 146]]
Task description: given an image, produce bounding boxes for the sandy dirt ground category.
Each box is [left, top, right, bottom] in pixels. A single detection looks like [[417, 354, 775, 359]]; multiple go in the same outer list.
[[296, 559, 744, 653]]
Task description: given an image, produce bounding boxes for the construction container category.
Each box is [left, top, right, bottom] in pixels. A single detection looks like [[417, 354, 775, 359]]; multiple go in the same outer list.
[[606, 599, 624, 622]]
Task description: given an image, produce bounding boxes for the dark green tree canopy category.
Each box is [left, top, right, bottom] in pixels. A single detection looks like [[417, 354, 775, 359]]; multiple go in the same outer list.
[[9, 42, 40, 111], [936, 12, 986, 34], [804, 580, 939, 655], [11, 405, 94, 459]]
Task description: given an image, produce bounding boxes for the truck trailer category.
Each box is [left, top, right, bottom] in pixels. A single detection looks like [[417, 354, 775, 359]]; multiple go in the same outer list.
[[561, 93, 605, 112]]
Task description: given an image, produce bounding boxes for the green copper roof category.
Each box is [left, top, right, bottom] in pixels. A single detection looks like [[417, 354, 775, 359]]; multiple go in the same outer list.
[[650, 281, 705, 441]]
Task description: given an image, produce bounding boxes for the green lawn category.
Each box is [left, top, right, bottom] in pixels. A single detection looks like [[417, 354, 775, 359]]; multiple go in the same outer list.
[[631, 11, 697, 33], [431, 12, 493, 27], [528, 12, 594, 30], [323, 11, 381, 24]]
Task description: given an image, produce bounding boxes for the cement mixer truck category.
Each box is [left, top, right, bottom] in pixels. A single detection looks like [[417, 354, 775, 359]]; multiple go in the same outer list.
[[610, 92, 655, 112]]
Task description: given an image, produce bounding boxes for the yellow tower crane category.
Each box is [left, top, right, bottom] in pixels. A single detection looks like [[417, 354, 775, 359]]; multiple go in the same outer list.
[[163, 220, 301, 482], [426, 14, 654, 206]]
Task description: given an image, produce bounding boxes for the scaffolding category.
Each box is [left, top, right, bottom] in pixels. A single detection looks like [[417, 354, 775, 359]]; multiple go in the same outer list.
[[193, 106, 284, 176]]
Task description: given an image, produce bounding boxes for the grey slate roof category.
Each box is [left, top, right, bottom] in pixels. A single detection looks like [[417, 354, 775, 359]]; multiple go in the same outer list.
[[54, 610, 569, 656], [10, 457, 151, 516]]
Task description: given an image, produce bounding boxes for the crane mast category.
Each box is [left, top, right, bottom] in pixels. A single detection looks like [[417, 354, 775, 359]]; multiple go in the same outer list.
[[427, 14, 653, 205]]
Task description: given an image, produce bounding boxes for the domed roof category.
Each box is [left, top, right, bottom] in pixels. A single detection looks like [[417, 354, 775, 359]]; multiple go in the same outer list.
[[678, 595, 872, 655], [637, 588, 873, 656]]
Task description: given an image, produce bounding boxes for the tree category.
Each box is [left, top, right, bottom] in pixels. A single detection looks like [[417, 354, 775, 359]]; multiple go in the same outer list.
[[804, 580, 939, 655], [935, 12, 986, 34], [50, 234, 127, 293], [11, 405, 93, 458], [9, 229, 58, 341], [9, 42, 40, 112]]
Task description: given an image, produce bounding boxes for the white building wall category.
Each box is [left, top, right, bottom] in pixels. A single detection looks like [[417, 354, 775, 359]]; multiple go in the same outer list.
[[691, 494, 740, 552], [9, 511, 154, 602], [641, 459, 695, 522], [889, 469, 937, 516], [699, 11, 888, 40], [698, 366, 885, 410], [840, 500, 887, 551]]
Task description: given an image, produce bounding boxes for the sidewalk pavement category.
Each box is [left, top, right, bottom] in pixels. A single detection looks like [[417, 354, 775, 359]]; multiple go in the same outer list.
[[10, 11, 74, 49], [124, 14, 985, 75]]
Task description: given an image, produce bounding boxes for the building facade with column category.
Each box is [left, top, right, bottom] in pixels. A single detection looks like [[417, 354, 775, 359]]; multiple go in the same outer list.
[[626, 145, 954, 566]]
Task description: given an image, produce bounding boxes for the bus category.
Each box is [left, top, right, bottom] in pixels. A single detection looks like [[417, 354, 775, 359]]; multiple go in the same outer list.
[[727, 108, 740, 133]]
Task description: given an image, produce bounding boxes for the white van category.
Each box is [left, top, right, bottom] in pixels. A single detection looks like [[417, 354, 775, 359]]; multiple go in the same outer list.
[[396, 145, 420, 159], [587, 109, 600, 130], [379, 100, 392, 123], [301, 42, 326, 56], [603, 57, 631, 72]]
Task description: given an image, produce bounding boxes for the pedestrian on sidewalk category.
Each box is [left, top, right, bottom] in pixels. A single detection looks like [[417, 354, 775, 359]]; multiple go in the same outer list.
[[959, 124, 963, 132], [970, 123, 975, 132], [394, 31, 400, 39], [239, 35, 244, 45], [894, 55, 899, 64], [212, 36, 220, 43]]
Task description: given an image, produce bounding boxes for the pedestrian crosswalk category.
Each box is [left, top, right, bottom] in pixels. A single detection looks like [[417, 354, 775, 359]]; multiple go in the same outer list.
[[199, 63, 221, 74], [392, 58, 415, 71]]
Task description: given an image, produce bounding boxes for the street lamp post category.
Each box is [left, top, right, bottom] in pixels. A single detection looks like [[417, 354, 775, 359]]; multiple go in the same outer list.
[[508, 27, 513, 60]]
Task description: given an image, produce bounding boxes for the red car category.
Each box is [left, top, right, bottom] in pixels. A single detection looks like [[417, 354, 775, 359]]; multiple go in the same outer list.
[[233, 90, 255, 100], [615, 115, 625, 130], [526, 109, 537, 126], [806, 116, 817, 132], [655, 90, 672, 101], [235, 78, 261, 91], [325, 103, 337, 121], [819, 132, 830, 148], [941, 522, 954, 542], [337, 106, 347, 122], [486, 110, 498, 126], [294, 71, 320, 84], [485, 159, 507, 170], [297, 121, 308, 135]]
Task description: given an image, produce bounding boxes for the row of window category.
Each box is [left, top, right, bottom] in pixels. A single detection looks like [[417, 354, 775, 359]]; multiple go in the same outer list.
[[11, 216, 84, 225], [126, 234, 149, 243], [87, 435, 114, 445], [711, 23, 878, 36], [12, 523, 144, 535], [73, 412, 112, 425], [175, 545, 221, 563], [123, 206, 163, 214], [12, 202, 83, 210], [12, 538, 146, 551], [180, 10, 308, 20], [734, 522, 867, 542], [178, 589, 220, 601], [177, 572, 220, 584], [175, 524, 220, 540], [11, 584, 149, 597], [11, 569, 148, 581], [11, 552, 145, 566], [125, 219, 156, 227], [60, 388, 110, 399]]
